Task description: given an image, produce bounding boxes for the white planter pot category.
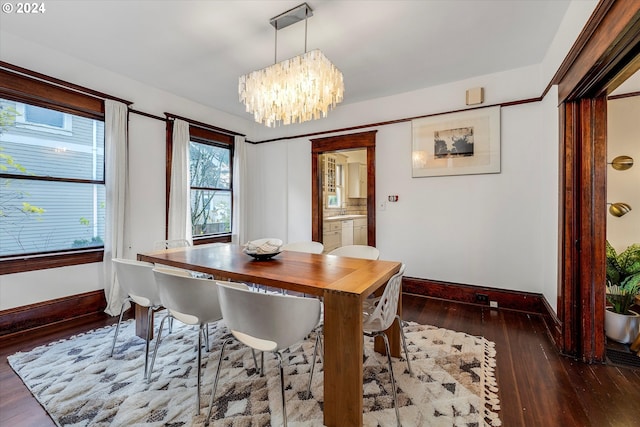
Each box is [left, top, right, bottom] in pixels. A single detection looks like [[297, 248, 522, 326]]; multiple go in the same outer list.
[[605, 308, 640, 344]]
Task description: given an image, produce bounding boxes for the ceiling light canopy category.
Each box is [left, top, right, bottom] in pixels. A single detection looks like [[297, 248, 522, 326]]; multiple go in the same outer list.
[[238, 3, 344, 128]]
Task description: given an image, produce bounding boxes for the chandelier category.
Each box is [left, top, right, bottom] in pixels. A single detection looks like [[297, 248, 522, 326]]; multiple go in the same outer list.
[[239, 3, 344, 127]]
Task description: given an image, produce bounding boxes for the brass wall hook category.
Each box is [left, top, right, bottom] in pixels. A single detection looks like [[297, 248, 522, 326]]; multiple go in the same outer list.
[[608, 155, 634, 171], [607, 202, 632, 217]]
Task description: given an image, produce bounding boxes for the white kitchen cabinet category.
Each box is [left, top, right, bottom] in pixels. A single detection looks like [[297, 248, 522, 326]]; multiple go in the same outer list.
[[324, 155, 337, 194], [347, 162, 367, 198], [341, 220, 354, 246], [322, 220, 342, 253], [353, 218, 367, 245]]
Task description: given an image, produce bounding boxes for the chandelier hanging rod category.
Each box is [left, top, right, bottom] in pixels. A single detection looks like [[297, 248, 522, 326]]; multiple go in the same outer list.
[[271, 3, 313, 64]]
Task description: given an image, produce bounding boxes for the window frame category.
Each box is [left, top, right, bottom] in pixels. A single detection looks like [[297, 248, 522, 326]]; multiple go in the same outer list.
[[165, 120, 234, 245], [0, 67, 107, 275]]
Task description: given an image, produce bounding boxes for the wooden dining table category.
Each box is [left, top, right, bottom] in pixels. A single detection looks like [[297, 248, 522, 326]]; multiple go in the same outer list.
[[137, 243, 402, 427]]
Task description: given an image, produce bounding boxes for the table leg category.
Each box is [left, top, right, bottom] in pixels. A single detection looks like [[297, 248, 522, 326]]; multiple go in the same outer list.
[[323, 290, 363, 427], [134, 253, 153, 340], [134, 303, 152, 340]]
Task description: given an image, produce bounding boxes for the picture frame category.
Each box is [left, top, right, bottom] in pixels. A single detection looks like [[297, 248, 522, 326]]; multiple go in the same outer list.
[[411, 106, 501, 177]]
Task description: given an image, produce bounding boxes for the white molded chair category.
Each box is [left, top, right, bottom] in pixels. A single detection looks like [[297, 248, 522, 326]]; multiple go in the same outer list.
[[362, 264, 410, 427], [205, 282, 321, 427], [281, 241, 324, 254], [327, 244, 380, 260], [148, 267, 239, 415], [111, 258, 162, 379], [153, 239, 214, 279]]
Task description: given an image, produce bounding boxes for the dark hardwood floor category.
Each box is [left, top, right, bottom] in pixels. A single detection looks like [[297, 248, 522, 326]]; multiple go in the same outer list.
[[1, 294, 639, 426]]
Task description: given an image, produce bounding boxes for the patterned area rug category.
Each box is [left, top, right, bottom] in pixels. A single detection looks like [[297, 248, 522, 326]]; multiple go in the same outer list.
[[8, 316, 501, 426]]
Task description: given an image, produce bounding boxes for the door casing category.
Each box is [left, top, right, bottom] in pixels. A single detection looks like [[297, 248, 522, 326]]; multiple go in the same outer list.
[[554, 0, 640, 362]]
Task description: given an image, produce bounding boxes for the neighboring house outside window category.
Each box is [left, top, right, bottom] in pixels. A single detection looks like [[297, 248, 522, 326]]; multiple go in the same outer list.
[[0, 98, 105, 257], [0, 67, 107, 274]]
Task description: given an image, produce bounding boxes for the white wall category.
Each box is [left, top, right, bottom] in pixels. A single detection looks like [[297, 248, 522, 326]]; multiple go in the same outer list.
[[244, 138, 315, 244], [540, 0, 599, 86], [247, 77, 560, 298], [607, 96, 640, 252]]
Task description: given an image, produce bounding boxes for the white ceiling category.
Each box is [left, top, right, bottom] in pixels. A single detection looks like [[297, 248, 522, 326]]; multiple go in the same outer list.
[[0, 0, 574, 123]]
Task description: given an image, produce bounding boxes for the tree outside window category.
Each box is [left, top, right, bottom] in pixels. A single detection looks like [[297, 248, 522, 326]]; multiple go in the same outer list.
[[190, 140, 231, 237]]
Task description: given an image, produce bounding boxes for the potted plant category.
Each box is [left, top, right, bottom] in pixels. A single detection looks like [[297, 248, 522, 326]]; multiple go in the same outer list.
[[605, 241, 640, 343]]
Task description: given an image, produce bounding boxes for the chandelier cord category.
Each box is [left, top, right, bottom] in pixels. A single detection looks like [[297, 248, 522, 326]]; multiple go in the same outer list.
[[274, 20, 278, 64], [273, 4, 309, 62]]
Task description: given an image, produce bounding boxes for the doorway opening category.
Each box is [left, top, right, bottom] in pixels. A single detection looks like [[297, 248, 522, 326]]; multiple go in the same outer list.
[[311, 131, 377, 249], [319, 149, 367, 252]]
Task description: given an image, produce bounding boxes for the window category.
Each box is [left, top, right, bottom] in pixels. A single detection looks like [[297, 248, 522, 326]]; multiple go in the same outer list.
[[166, 120, 234, 245], [0, 66, 108, 274], [322, 154, 344, 209], [15, 103, 72, 133], [25, 104, 64, 127], [190, 138, 232, 237], [334, 163, 344, 208], [0, 99, 105, 257]]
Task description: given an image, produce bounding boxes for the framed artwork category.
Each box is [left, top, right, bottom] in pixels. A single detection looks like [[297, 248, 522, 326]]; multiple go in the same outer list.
[[411, 106, 501, 177]]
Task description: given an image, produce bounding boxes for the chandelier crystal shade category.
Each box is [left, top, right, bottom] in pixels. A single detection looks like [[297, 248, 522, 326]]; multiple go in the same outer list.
[[238, 3, 344, 127], [239, 49, 344, 127]]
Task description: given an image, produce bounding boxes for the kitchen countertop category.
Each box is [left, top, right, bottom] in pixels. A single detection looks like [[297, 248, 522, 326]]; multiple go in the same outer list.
[[324, 214, 367, 221]]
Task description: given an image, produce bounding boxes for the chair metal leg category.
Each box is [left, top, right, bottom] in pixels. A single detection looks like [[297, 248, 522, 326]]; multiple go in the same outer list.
[[311, 324, 325, 365], [196, 324, 203, 415], [380, 332, 402, 427], [144, 306, 154, 378], [110, 297, 131, 356], [395, 314, 413, 377], [275, 352, 288, 427], [205, 338, 231, 426], [204, 323, 210, 350], [317, 331, 324, 365], [251, 349, 259, 374], [260, 351, 264, 377], [147, 314, 170, 382], [307, 333, 321, 398]]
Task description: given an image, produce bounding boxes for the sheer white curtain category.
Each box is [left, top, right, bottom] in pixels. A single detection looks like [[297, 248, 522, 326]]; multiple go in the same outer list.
[[167, 119, 193, 243], [103, 100, 128, 316], [232, 135, 248, 245]]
